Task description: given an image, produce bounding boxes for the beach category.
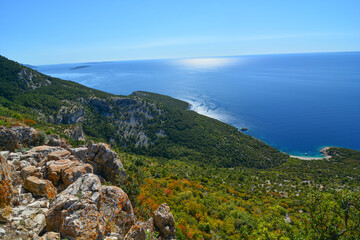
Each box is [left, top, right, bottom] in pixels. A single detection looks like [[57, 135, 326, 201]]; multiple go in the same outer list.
[[290, 147, 332, 160]]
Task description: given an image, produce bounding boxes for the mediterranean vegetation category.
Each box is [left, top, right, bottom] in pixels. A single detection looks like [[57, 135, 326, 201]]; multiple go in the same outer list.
[[119, 148, 360, 239], [1, 55, 359, 239]]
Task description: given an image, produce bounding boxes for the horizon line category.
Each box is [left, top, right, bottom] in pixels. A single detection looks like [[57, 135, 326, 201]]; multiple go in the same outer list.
[[32, 50, 360, 66]]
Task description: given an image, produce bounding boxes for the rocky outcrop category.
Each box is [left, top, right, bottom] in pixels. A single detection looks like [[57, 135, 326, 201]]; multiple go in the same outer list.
[[113, 97, 139, 107], [71, 142, 126, 182], [53, 104, 85, 124], [20, 165, 39, 179], [0, 153, 13, 208], [62, 162, 93, 187], [101, 186, 136, 235], [18, 68, 51, 90], [47, 149, 71, 160], [64, 125, 86, 141], [124, 224, 146, 240], [45, 174, 138, 239], [0, 126, 39, 151], [37, 231, 61, 240], [46, 173, 105, 239], [91, 98, 113, 117], [0, 126, 176, 239], [27, 145, 63, 157], [154, 203, 176, 240], [1, 199, 49, 239], [46, 158, 93, 190], [24, 176, 56, 199], [46, 134, 68, 148]]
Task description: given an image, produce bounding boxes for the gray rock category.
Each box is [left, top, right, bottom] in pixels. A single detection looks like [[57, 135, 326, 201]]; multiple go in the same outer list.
[[101, 185, 136, 235], [124, 224, 146, 240], [17, 193, 34, 205], [0, 153, 13, 208], [153, 203, 176, 240], [0, 126, 39, 151], [0, 227, 6, 237], [19, 160, 32, 169], [71, 142, 126, 182], [38, 231, 61, 240], [23, 176, 57, 199], [46, 173, 105, 239]]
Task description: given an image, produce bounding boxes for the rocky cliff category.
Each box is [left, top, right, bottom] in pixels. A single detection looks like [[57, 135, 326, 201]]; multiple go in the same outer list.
[[0, 126, 176, 240]]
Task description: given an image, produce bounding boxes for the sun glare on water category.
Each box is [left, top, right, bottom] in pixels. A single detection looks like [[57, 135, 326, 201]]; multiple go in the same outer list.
[[174, 57, 238, 70]]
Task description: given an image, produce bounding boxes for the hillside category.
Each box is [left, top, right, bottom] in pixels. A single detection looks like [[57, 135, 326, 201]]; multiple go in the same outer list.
[[0, 55, 288, 168], [1, 55, 359, 239]]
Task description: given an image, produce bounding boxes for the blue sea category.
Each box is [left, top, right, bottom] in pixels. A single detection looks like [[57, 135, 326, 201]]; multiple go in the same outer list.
[[36, 52, 360, 157]]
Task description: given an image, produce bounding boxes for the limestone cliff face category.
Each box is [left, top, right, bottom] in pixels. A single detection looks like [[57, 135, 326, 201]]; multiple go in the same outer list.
[[18, 68, 51, 90], [43, 94, 163, 147], [51, 103, 85, 124], [64, 125, 86, 141], [0, 126, 176, 240]]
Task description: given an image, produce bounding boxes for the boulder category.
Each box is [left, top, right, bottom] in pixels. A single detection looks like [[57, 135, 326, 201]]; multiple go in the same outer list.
[[45, 159, 93, 189], [38, 231, 61, 240], [23, 176, 56, 199], [153, 203, 176, 240], [0, 227, 5, 238], [46, 159, 73, 185], [46, 134, 68, 148], [47, 149, 71, 161], [141, 217, 155, 233], [70, 147, 88, 160], [71, 142, 126, 182], [20, 165, 38, 180], [124, 224, 146, 240], [104, 236, 118, 240], [61, 163, 93, 188], [21, 151, 40, 161], [0, 126, 39, 151], [100, 186, 136, 235], [0, 154, 14, 208], [15, 192, 34, 206], [7, 152, 22, 170], [59, 199, 105, 240], [0, 206, 12, 223], [46, 173, 105, 239], [28, 145, 63, 160]]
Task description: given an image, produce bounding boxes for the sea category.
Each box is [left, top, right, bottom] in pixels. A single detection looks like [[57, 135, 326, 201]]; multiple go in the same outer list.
[[36, 52, 360, 157]]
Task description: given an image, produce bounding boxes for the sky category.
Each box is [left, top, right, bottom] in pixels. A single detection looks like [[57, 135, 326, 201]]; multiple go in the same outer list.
[[1, 0, 359, 65]]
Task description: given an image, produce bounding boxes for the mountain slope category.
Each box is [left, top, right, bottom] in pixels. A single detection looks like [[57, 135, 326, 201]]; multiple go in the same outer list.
[[0, 55, 288, 168]]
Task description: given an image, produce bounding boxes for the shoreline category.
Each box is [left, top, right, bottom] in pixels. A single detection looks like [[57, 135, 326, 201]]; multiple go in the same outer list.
[[185, 100, 336, 161], [290, 147, 332, 160]]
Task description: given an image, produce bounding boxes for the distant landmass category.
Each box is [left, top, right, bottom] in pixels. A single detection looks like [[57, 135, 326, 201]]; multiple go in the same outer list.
[[69, 65, 90, 70]]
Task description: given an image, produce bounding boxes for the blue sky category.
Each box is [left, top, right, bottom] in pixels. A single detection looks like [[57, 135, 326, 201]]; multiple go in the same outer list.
[[1, 0, 359, 64]]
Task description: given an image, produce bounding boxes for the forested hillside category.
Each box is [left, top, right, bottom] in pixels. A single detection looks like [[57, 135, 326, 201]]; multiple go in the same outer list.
[[0, 55, 287, 168]]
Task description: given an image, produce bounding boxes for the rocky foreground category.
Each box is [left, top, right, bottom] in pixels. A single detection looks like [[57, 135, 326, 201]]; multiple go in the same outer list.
[[0, 126, 176, 240]]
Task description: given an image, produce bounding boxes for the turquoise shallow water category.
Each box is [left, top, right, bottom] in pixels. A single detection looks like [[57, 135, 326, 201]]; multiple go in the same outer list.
[[36, 52, 360, 157]]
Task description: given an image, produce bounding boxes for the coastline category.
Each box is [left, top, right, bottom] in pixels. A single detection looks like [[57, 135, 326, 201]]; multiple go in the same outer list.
[[290, 147, 332, 160], [186, 99, 335, 161]]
